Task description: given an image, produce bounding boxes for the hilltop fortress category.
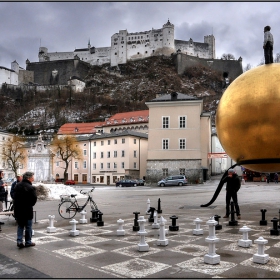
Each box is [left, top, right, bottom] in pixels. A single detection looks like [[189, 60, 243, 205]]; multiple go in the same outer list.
[[38, 20, 215, 67]]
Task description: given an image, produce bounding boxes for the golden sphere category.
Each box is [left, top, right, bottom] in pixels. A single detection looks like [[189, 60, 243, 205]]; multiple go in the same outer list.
[[216, 64, 280, 172]]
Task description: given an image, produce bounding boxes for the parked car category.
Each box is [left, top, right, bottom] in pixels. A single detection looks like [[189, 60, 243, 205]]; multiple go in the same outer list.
[[55, 178, 64, 183], [135, 179, 145, 186], [65, 180, 75, 185], [116, 180, 137, 187], [157, 175, 188, 187]]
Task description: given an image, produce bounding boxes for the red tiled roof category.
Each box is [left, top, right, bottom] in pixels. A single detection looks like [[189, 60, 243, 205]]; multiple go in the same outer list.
[[103, 110, 149, 126], [57, 121, 105, 135]]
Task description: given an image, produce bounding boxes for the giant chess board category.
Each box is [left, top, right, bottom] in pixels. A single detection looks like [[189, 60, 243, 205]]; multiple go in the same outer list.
[[3, 212, 280, 278]]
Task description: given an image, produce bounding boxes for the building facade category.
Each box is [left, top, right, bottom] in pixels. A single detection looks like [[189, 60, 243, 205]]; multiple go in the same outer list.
[[38, 20, 215, 67], [145, 92, 211, 183]]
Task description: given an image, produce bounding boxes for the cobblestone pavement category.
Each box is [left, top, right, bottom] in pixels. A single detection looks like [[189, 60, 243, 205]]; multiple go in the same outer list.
[[1, 179, 280, 278]]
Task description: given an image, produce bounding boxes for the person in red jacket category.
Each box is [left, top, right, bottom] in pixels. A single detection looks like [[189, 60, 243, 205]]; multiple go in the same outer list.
[[222, 169, 241, 219]]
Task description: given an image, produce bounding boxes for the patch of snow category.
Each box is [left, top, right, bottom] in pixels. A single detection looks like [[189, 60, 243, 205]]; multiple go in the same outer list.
[[34, 183, 87, 200]]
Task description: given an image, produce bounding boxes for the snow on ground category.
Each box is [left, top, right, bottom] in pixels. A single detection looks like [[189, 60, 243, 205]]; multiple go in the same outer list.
[[33, 183, 87, 200]]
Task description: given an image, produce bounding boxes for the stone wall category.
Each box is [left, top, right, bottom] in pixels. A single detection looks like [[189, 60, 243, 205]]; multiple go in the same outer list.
[[146, 159, 203, 183], [173, 53, 243, 82], [26, 59, 91, 86]]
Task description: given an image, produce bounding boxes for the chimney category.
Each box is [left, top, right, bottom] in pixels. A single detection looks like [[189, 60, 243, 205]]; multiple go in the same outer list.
[[171, 92, 178, 101]]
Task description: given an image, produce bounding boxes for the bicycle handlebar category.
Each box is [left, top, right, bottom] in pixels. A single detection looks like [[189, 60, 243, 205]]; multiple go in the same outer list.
[[80, 187, 95, 195]]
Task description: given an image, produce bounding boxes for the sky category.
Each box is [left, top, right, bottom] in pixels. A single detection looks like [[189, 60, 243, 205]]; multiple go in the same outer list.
[[0, 2, 279, 70]]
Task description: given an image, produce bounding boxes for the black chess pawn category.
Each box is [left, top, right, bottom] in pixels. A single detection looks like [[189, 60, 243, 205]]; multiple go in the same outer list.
[[229, 201, 238, 226], [90, 209, 99, 223], [214, 214, 222, 230], [270, 217, 280, 236], [133, 211, 140, 231], [169, 215, 179, 231], [97, 211, 104, 226]]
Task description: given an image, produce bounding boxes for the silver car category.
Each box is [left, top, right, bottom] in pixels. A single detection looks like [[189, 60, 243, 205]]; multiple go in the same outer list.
[[157, 175, 188, 187]]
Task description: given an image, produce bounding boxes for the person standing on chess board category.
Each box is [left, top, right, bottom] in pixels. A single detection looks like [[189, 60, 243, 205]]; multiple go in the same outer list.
[[222, 168, 241, 219], [0, 170, 8, 225]]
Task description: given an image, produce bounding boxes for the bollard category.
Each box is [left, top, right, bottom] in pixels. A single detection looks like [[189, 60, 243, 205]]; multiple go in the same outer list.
[[157, 198, 162, 214], [47, 215, 56, 233], [133, 211, 140, 231], [229, 201, 238, 226], [193, 218, 203, 235], [238, 225, 252, 247], [214, 215, 222, 230], [79, 210, 87, 224], [169, 215, 179, 231], [260, 209, 267, 226], [90, 209, 99, 223], [117, 219, 125, 236], [270, 217, 280, 236], [97, 211, 104, 226], [253, 236, 269, 264]]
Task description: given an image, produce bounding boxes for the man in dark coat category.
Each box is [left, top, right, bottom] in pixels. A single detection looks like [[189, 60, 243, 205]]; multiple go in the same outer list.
[[222, 169, 241, 219], [14, 171, 37, 248]]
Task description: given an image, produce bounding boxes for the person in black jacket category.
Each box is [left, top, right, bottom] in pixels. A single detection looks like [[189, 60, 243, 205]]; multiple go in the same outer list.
[[10, 174, 23, 200], [14, 171, 37, 248], [222, 169, 241, 219], [0, 170, 8, 225]]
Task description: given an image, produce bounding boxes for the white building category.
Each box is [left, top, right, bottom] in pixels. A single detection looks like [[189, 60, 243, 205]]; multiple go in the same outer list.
[[38, 20, 215, 67]]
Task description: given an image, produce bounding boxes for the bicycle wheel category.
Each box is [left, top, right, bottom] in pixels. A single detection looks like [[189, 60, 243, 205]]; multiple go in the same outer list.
[[89, 199, 98, 211], [58, 201, 77, 219]]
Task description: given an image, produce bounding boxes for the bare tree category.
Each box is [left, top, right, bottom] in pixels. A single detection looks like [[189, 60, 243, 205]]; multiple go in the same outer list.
[[1, 135, 26, 177], [221, 53, 236, 60], [274, 53, 280, 63], [51, 135, 82, 181], [243, 63, 252, 72]]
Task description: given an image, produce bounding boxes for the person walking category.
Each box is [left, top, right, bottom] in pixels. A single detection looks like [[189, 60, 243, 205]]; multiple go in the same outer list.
[[14, 171, 37, 248], [0, 170, 8, 225], [274, 173, 278, 184], [263, 25, 274, 64], [222, 169, 241, 219], [10, 174, 23, 200]]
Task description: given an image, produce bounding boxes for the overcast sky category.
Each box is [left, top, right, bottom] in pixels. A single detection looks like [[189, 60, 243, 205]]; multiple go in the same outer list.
[[0, 2, 279, 70]]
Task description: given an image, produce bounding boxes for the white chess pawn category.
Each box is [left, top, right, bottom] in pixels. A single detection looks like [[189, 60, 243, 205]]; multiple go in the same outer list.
[[238, 225, 252, 247], [69, 219, 79, 236], [79, 210, 88, 224], [117, 219, 125, 236], [193, 218, 203, 235], [253, 236, 269, 264], [47, 215, 56, 233], [157, 216, 168, 246]]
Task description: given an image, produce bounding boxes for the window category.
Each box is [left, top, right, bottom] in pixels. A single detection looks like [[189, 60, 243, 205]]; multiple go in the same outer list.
[[121, 162, 125, 168], [134, 162, 137, 169], [162, 117, 169, 128], [83, 161, 87, 169], [100, 163, 103, 169], [134, 139, 136, 144], [107, 151, 110, 158], [107, 163, 110, 169], [83, 149, 87, 156], [82, 174, 87, 182], [179, 168, 186, 175], [179, 139, 186, 149], [114, 151, 117, 157], [83, 143, 87, 146], [122, 138, 125, 144], [93, 163, 96, 170], [108, 140, 111, 145], [93, 141, 96, 146], [134, 151, 137, 157], [93, 152, 96, 159], [56, 151, 59, 157], [121, 150, 125, 157], [162, 168, 168, 177], [114, 162, 117, 168], [179, 116, 186, 128], [101, 152, 104, 158], [101, 141, 104, 146], [162, 139, 169, 150], [74, 162, 78, 169], [56, 162, 59, 167], [114, 139, 117, 144]]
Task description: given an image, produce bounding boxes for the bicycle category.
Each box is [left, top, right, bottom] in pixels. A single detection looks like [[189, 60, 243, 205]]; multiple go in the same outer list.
[[58, 187, 98, 219], [3, 199, 15, 218]]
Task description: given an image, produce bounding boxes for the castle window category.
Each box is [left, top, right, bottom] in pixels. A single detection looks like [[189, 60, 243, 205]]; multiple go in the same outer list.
[[169, 31, 170, 33], [145, 51, 147, 54], [141, 36, 143, 39], [115, 52, 117, 55], [137, 52, 140, 55], [153, 50, 155, 53]]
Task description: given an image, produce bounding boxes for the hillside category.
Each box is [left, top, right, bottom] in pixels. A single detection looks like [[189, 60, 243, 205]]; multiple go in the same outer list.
[[0, 56, 224, 135]]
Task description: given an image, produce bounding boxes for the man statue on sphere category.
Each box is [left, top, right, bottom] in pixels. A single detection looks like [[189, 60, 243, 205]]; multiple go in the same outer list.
[[263, 26, 274, 64]]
